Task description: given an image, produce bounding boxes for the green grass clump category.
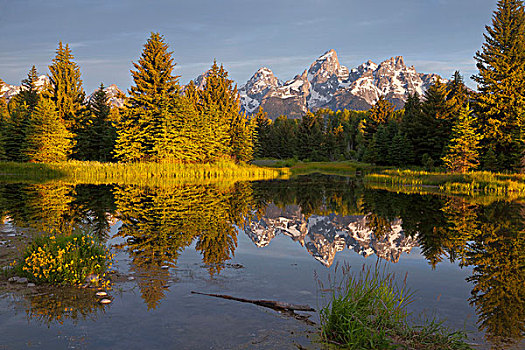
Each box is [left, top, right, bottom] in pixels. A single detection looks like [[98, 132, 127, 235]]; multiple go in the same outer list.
[[16, 232, 112, 286], [319, 264, 472, 350]]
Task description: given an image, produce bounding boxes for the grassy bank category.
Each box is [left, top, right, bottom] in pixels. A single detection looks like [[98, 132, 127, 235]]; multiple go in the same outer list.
[[364, 169, 525, 195], [0, 160, 288, 185], [254, 159, 375, 176], [319, 264, 472, 350]]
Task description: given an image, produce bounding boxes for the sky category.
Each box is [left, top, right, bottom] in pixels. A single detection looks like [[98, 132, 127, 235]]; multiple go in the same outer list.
[[0, 0, 498, 93]]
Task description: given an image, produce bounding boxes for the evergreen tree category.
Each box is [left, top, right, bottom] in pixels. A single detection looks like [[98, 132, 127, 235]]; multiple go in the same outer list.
[[16, 66, 40, 112], [24, 97, 74, 162], [473, 0, 525, 171], [3, 98, 30, 161], [297, 111, 325, 160], [114, 32, 184, 162], [47, 42, 85, 130], [389, 132, 414, 166], [363, 96, 395, 145], [447, 71, 470, 113], [253, 107, 272, 158], [442, 104, 482, 173], [75, 84, 117, 161], [418, 79, 455, 164], [0, 97, 8, 161], [197, 61, 254, 162]]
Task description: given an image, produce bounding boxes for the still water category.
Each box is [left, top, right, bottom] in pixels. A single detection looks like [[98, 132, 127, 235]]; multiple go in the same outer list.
[[0, 175, 523, 349]]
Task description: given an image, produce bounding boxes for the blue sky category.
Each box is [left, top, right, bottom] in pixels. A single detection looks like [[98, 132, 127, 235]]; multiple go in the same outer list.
[[0, 0, 497, 92]]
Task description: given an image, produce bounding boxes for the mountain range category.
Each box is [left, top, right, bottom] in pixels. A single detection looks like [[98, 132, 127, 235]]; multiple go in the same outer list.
[[244, 203, 418, 267], [237, 50, 442, 119], [1, 49, 443, 119]]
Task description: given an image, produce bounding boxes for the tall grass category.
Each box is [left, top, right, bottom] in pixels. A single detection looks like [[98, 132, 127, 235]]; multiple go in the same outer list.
[[318, 263, 472, 349], [364, 169, 525, 196], [0, 160, 288, 185]]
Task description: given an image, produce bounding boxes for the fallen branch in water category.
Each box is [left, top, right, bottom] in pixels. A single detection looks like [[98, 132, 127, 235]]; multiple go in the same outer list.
[[191, 291, 315, 312]]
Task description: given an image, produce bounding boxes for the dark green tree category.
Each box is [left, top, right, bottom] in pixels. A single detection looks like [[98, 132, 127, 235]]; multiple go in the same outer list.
[[75, 84, 117, 161], [16, 66, 40, 112], [472, 0, 525, 171]]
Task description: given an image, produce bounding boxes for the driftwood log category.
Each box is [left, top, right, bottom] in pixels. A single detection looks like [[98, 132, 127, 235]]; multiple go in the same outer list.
[[191, 291, 315, 312]]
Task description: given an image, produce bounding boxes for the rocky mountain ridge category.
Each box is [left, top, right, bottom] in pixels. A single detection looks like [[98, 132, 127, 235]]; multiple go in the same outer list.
[[0, 77, 126, 108], [239, 49, 443, 119], [244, 203, 418, 266]]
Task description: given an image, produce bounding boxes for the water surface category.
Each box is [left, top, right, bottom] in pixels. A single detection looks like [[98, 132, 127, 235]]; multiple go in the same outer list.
[[0, 175, 523, 349]]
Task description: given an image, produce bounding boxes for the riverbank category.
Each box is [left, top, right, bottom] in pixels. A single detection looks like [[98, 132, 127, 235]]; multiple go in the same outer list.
[[0, 160, 287, 185]]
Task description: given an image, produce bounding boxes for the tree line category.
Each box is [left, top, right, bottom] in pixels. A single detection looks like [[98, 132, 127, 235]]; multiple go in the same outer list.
[[0, 0, 523, 172], [0, 33, 254, 164]]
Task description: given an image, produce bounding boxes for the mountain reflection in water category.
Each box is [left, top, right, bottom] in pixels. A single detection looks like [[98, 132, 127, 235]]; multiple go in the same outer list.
[[0, 174, 523, 346]]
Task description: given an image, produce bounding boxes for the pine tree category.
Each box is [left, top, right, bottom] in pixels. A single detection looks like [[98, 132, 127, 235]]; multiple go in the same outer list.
[[473, 0, 525, 171], [3, 98, 30, 161], [297, 111, 325, 160], [442, 104, 482, 173], [114, 33, 182, 162], [47, 42, 85, 130], [24, 97, 74, 162], [253, 107, 272, 158], [0, 97, 8, 161], [75, 84, 117, 161], [418, 79, 455, 164], [363, 96, 395, 145], [16, 66, 40, 112], [197, 61, 254, 162]]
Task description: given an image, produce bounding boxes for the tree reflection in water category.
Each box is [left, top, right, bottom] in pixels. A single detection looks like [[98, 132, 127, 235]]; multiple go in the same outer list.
[[0, 176, 522, 345]]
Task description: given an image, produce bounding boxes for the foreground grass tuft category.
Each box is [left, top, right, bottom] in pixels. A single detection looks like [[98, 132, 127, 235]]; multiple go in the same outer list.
[[318, 264, 472, 349], [15, 232, 112, 286]]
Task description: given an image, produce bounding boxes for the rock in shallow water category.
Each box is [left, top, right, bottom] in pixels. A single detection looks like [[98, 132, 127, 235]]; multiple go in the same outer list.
[[99, 299, 112, 304], [27, 283, 35, 287], [8, 276, 19, 283], [16, 277, 28, 284], [96, 291, 108, 297]]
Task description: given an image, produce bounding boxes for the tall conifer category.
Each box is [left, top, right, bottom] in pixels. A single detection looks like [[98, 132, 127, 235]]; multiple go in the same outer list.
[[473, 0, 525, 170], [75, 84, 117, 161], [115, 33, 182, 162], [17, 66, 40, 112], [47, 42, 85, 130], [442, 104, 482, 173]]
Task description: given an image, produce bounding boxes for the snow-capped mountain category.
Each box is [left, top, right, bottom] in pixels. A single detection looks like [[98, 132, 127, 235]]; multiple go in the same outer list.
[[0, 75, 50, 100], [239, 50, 443, 119], [86, 84, 126, 108], [1, 77, 126, 108], [244, 203, 418, 267]]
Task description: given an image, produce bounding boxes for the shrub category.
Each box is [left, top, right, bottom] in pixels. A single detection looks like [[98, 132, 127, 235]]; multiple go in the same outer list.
[[17, 232, 112, 286]]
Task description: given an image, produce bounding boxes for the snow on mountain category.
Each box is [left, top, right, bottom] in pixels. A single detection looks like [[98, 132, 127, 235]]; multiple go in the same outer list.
[[86, 84, 126, 108], [238, 50, 445, 119], [244, 203, 418, 267], [239, 67, 281, 113], [0, 75, 49, 100]]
